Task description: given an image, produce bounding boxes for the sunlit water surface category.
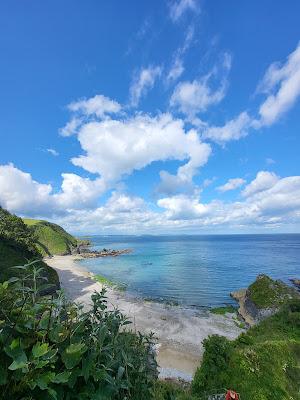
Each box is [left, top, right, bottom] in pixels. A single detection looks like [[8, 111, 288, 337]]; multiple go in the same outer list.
[[78, 234, 300, 308]]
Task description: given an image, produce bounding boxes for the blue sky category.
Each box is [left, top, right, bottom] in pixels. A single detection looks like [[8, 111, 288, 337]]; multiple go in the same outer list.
[[0, 0, 300, 234]]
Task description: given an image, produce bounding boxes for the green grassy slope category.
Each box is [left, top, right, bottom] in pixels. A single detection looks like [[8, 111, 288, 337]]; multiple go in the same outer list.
[[0, 208, 59, 288], [248, 274, 298, 309], [23, 219, 78, 256], [192, 300, 300, 399]]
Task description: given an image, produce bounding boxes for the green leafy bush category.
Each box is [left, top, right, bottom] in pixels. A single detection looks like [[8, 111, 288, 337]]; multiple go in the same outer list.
[[192, 335, 232, 395], [0, 264, 158, 399]]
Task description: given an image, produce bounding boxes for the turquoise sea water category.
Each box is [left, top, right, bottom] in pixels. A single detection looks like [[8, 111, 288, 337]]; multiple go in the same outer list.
[[79, 234, 300, 308]]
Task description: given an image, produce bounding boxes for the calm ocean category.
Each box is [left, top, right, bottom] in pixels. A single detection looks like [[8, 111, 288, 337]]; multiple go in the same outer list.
[[78, 234, 300, 308]]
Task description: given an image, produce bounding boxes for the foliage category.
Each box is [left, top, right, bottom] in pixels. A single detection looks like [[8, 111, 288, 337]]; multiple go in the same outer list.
[[248, 274, 299, 309], [192, 300, 300, 400], [0, 264, 158, 400], [0, 207, 38, 257], [23, 219, 78, 256], [192, 335, 232, 395], [210, 305, 237, 315], [153, 380, 197, 400], [0, 208, 59, 287]]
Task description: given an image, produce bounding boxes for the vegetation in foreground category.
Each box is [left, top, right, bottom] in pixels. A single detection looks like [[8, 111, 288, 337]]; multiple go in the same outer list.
[[192, 299, 300, 400], [0, 265, 157, 400], [23, 218, 78, 256]]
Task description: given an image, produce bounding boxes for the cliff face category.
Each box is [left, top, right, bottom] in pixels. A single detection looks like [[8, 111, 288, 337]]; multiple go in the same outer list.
[[231, 274, 300, 326]]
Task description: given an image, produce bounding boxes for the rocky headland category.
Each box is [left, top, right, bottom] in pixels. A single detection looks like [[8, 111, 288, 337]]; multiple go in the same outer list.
[[231, 274, 300, 326]]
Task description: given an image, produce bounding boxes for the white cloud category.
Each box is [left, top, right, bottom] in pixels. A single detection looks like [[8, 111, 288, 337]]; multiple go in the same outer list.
[[170, 53, 232, 116], [130, 66, 162, 107], [53, 173, 106, 209], [167, 57, 185, 83], [203, 111, 252, 144], [71, 112, 211, 183], [156, 172, 300, 229], [257, 42, 300, 126], [59, 117, 82, 137], [46, 148, 59, 156], [167, 26, 195, 83], [0, 164, 106, 216], [68, 94, 121, 118], [217, 178, 246, 192], [242, 171, 279, 197], [2, 164, 300, 232], [169, 0, 198, 22], [158, 193, 208, 220], [0, 164, 53, 215]]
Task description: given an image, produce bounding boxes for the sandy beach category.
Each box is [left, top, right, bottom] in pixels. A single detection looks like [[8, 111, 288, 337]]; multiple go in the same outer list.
[[46, 255, 243, 380]]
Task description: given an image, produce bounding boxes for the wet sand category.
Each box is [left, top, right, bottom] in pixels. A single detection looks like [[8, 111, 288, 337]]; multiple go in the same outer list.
[[46, 255, 243, 380]]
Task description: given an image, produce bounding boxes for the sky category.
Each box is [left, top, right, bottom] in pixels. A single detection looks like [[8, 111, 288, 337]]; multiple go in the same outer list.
[[0, 0, 300, 235]]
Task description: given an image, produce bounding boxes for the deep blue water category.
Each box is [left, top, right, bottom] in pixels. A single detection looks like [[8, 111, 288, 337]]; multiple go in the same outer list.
[[78, 235, 300, 308]]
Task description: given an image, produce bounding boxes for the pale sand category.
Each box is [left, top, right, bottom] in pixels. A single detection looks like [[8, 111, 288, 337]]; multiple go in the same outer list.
[[46, 255, 243, 381]]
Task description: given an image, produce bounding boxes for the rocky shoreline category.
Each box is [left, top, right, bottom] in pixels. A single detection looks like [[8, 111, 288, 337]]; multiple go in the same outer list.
[[72, 240, 132, 258], [79, 248, 132, 258]]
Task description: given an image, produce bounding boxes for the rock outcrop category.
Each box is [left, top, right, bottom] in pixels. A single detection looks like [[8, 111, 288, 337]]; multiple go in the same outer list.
[[231, 274, 300, 326]]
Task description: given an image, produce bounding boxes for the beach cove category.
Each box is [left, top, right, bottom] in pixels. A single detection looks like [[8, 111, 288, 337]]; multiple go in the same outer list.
[[46, 255, 243, 381]]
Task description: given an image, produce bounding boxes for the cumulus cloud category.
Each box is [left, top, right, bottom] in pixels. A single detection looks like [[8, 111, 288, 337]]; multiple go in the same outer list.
[[0, 164, 53, 215], [68, 94, 121, 118], [0, 164, 106, 216], [1, 164, 300, 232], [158, 193, 208, 220], [71, 112, 211, 183], [156, 172, 300, 229], [217, 178, 246, 192], [170, 53, 232, 116], [130, 66, 162, 107], [242, 171, 279, 197], [203, 111, 252, 144], [257, 42, 300, 126], [169, 0, 198, 22]]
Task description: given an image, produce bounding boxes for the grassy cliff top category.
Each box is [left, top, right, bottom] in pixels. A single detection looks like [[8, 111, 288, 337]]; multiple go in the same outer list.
[[23, 219, 78, 256], [192, 299, 300, 399], [248, 274, 299, 309]]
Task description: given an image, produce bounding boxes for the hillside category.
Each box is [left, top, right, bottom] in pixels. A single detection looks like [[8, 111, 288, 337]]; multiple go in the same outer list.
[[231, 274, 300, 325], [23, 218, 78, 256], [0, 208, 59, 288]]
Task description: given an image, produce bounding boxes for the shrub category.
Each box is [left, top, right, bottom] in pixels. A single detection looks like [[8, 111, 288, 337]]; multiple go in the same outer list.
[[0, 264, 158, 399], [192, 335, 232, 395]]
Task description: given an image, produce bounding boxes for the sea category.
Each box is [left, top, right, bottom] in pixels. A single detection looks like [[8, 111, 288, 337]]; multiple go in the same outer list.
[[78, 234, 300, 309]]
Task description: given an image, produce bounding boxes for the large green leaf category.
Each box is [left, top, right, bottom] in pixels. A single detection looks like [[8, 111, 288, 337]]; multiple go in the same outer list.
[[8, 352, 28, 371], [51, 371, 71, 384], [62, 343, 87, 369], [32, 342, 49, 358]]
